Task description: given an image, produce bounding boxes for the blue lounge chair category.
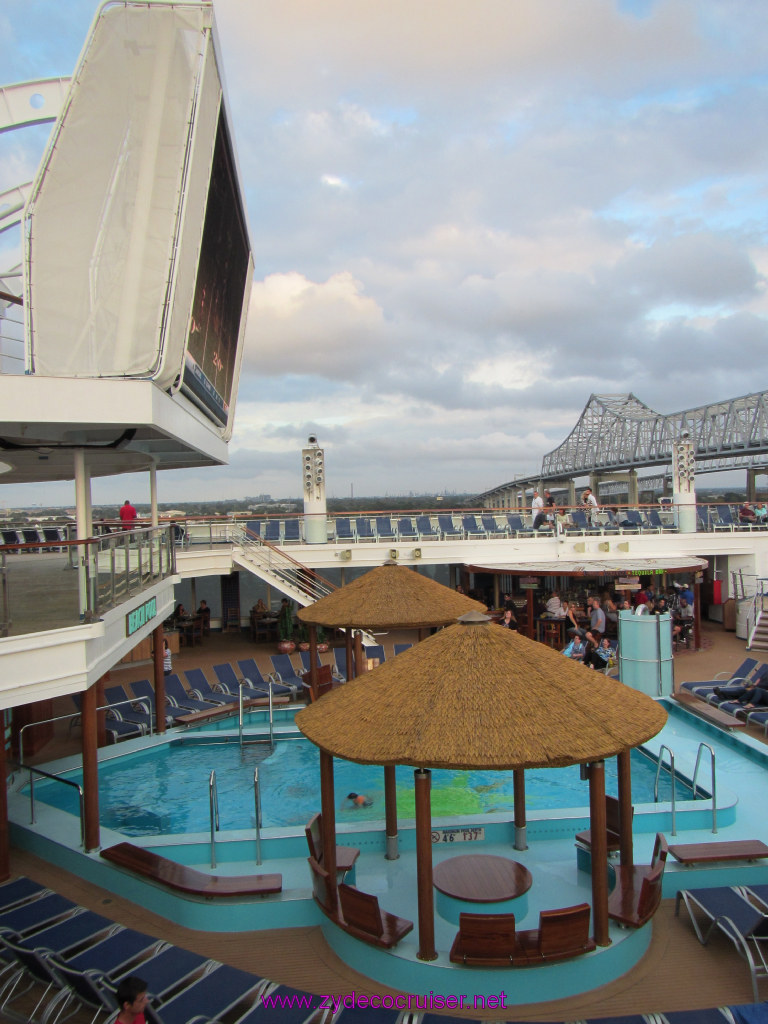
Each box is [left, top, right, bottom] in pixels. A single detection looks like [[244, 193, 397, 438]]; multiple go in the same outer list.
[[64, 927, 161, 975], [245, 520, 262, 539], [130, 680, 191, 726], [283, 518, 301, 542], [335, 518, 355, 542], [506, 514, 534, 536], [679, 658, 759, 702], [569, 508, 602, 535], [15, 909, 115, 957], [714, 504, 752, 532], [437, 515, 462, 539], [183, 668, 240, 707], [270, 655, 304, 692], [234, 984, 325, 1024], [298, 650, 322, 675], [397, 517, 418, 540], [374, 517, 396, 540], [393, 643, 412, 656], [104, 685, 152, 731], [363, 644, 385, 665], [144, 963, 265, 1024], [333, 649, 353, 681], [415, 515, 439, 539], [212, 662, 268, 700], [481, 514, 507, 537], [42, 954, 120, 1023], [0, 878, 47, 913], [0, 934, 72, 1022], [462, 515, 487, 538], [0, 892, 77, 937], [676, 886, 768, 1001], [163, 675, 220, 713], [236, 659, 295, 698], [647, 508, 675, 532], [355, 517, 376, 541], [111, 944, 210, 1001], [263, 520, 280, 543]]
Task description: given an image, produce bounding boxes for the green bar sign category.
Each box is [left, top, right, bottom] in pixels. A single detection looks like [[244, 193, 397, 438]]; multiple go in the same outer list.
[[126, 597, 158, 638]]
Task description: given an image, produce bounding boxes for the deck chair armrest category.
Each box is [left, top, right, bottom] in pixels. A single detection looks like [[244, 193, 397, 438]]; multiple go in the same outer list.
[[166, 695, 180, 707], [131, 701, 150, 714], [189, 689, 204, 700], [268, 672, 282, 683], [106, 708, 123, 721]]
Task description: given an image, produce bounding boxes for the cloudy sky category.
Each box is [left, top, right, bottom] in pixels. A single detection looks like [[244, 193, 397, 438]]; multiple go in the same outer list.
[[2, 0, 767, 506]]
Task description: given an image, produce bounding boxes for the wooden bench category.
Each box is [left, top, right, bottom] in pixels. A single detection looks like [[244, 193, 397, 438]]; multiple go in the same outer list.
[[669, 840, 768, 865], [449, 905, 595, 967], [101, 843, 282, 898], [575, 795, 633, 855], [607, 833, 668, 928], [449, 912, 518, 965], [305, 812, 359, 877], [513, 903, 596, 965], [672, 691, 746, 729], [337, 883, 413, 949]]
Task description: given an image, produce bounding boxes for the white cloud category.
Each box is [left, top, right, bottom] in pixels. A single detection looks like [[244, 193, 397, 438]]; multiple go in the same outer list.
[[1, 0, 767, 502]]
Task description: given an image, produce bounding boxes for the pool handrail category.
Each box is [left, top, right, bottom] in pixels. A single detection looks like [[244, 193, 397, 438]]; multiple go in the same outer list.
[[18, 763, 85, 847], [209, 770, 220, 868], [254, 768, 262, 866], [654, 744, 677, 836], [692, 742, 717, 833]]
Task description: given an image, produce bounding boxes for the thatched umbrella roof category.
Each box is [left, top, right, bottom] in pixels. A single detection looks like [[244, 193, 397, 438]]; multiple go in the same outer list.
[[296, 614, 667, 770], [297, 562, 485, 630]]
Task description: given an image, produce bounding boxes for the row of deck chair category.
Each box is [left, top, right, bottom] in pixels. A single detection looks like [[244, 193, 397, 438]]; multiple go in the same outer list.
[[1, 526, 68, 551], [0, 875, 323, 1024], [679, 658, 768, 734]]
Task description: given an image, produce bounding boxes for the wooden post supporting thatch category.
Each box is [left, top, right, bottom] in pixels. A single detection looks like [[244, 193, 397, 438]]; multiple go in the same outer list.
[[308, 625, 319, 702], [320, 750, 338, 903], [588, 760, 610, 947], [617, 749, 634, 867], [513, 768, 527, 850], [82, 684, 100, 853], [414, 768, 436, 961], [152, 625, 166, 734], [384, 765, 398, 860]]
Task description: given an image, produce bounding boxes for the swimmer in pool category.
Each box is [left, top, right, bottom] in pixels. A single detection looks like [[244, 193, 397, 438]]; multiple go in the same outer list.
[[345, 792, 373, 808]]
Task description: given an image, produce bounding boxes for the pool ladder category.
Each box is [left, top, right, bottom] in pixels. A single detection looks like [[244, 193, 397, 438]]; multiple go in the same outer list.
[[653, 742, 717, 837], [209, 767, 263, 868]]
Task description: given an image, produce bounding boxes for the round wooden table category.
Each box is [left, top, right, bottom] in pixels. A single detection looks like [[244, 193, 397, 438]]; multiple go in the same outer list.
[[433, 854, 532, 924]]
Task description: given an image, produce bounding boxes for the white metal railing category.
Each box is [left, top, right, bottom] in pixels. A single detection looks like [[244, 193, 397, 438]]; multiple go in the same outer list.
[[654, 744, 677, 836], [230, 524, 335, 606], [209, 770, 220, 868], [692, 742, 717, 834]]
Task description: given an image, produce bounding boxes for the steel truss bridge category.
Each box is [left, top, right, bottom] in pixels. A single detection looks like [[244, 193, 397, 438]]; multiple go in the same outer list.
[[480, 391, 768, 501]]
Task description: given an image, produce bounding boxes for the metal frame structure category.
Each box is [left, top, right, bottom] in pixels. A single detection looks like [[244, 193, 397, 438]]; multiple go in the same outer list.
[[480, 391, 768, 500]]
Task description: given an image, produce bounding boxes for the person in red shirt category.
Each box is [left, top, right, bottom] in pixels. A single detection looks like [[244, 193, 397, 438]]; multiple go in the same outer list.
[[116, 976, 148, 1024], [118, 500, 138, 530]]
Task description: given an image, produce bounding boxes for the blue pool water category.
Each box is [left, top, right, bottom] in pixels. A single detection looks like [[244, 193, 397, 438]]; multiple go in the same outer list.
[[34, 734, 685, 836]]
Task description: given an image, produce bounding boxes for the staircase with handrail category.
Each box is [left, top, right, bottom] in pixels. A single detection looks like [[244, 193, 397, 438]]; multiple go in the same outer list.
[[229, 524, 337, 608]]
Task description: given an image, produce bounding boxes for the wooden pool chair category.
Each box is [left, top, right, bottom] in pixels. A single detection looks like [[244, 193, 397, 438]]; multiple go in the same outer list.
[[608, 833, 668, 929], [512, 903, 596, 965], [305, 813, 359, 878], [575, 794, 632, 856], [337, 884, 413, 949], [449, 912, 518, 965]]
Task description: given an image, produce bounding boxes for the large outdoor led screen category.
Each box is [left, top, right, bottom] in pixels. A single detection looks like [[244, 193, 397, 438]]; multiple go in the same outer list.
[[182, 114, 250, 427]]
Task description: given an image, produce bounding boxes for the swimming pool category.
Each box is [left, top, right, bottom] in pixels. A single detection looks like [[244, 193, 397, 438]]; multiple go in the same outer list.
[[32, 732, 687, 836]]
